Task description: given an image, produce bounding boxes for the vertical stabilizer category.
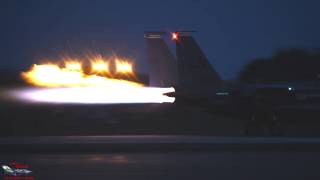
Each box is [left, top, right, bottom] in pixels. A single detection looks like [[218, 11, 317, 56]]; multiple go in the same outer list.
[[175, 31, 221, 94], [145, 32, 178, 87]]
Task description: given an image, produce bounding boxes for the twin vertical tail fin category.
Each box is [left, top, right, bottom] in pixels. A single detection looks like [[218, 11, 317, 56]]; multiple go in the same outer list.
[[145, 31, 222, 98], [174, 31, 222, 94], [144, 32, 178, 87]]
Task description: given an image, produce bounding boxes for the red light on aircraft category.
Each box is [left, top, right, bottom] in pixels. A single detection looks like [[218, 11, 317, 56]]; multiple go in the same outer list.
[[171, 32, 179, 41]]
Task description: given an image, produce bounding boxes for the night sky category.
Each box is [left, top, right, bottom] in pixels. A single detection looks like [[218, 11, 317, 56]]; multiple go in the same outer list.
[[1, 0, 320, 79]]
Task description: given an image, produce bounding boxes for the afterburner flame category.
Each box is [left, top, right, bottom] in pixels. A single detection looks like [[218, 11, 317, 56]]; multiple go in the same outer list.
[[90, 55, 109, 74], [65, 61, 82, 71], [91, 60, 109, 74], [13, 87, 175, 104], [115, 59, 133, 74], [22, 60, 140, 88], [19, 55, 175, 104]]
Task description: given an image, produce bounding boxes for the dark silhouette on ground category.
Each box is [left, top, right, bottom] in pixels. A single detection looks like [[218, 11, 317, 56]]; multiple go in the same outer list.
[[238, 48, 320, 83], [233, 48, 320, 135]]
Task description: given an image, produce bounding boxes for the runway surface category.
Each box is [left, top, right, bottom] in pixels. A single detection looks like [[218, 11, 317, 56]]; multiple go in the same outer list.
[[1, 135, 320, 152], [1, 145, 320, 179]]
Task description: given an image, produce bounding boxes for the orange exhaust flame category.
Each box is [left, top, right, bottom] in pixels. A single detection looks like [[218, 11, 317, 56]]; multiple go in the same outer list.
[[22, 58, 140, 88], [91, 60, 109, 74], [89, 55, 109, 74], [65, 61, 82, 71], [19, 55, 175, 104], [115, 59, 133, 74]]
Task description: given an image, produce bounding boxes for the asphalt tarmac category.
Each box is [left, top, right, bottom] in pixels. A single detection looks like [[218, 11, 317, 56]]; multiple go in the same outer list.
[[1, 136, 320, 180]]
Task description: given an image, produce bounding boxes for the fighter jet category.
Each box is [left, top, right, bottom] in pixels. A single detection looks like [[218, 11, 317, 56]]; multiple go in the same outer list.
[[145, 31, 230, 104], [145, 31, 320, 135]]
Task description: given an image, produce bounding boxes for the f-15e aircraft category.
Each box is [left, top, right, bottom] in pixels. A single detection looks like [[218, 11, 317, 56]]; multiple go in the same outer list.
[[145, 31, 320, 135], [145, 31, 233, 104]]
